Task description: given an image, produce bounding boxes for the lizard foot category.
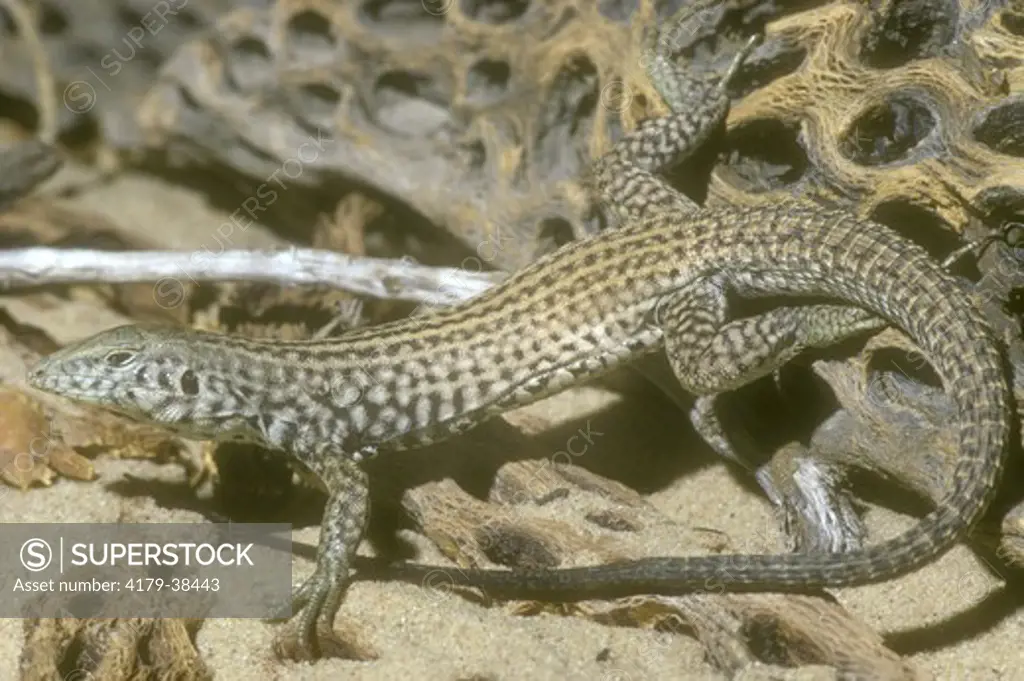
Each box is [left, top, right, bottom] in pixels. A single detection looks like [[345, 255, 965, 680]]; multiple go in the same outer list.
[[271, 570, 377, 661]]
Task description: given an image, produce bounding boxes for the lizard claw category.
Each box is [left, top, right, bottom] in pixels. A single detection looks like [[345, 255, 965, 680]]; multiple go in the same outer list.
[[272, 568, 348, 661], [272, 618, 358, 662]]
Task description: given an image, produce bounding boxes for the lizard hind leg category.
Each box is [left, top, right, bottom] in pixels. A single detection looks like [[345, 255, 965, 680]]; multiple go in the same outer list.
[[657, 275, 885, 467], [588, 13, 761, 226]]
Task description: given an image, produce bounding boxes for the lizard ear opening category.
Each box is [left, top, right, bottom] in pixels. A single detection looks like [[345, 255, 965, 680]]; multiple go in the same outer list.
[[180, 370, 200, 396], [104, 350, 136, 367]]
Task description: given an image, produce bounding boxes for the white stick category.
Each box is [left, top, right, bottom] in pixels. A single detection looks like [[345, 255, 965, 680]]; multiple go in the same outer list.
[[0, 247, 505, 306]]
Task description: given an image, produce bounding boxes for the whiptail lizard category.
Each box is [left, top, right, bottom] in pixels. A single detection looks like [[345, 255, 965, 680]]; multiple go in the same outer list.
[[26, 12, 1011, 660]]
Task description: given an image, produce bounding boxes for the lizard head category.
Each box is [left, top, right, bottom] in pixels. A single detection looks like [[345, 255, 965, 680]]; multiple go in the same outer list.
[[26, 324, 220, 432]]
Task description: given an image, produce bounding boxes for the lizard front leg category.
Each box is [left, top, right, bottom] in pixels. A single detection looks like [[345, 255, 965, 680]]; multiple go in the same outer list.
[[279, 454, 369, 660]]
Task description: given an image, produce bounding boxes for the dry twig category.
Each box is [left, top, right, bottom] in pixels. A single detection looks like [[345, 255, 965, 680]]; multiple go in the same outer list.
[[0, 247, 504, 306]]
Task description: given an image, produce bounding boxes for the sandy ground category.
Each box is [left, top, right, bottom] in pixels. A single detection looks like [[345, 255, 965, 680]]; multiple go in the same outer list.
[[0, 162, 1021, 680]]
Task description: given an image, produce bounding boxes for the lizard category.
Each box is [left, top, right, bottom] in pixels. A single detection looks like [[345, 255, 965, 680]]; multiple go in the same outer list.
[[24, 12, 1011, 661]]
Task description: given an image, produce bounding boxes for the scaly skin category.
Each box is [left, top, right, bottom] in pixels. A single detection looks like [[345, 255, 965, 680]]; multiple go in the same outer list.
[[26, 18, 1009, 661]]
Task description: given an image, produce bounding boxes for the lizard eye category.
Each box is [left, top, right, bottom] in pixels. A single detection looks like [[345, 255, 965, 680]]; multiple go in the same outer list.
[[104, 350, 135, 367]]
